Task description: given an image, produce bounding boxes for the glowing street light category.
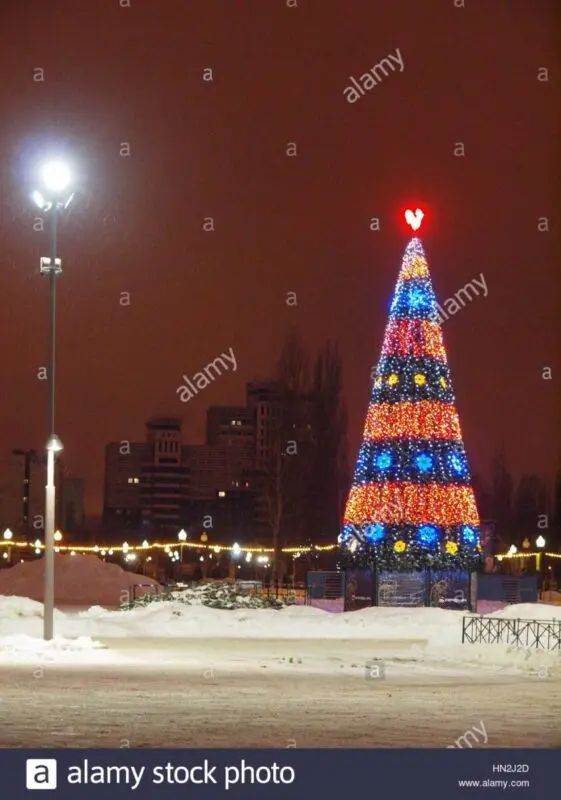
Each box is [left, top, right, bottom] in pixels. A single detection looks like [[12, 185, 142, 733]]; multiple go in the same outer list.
[[42, 161, 71, 193], [536, 535, 546, 549]]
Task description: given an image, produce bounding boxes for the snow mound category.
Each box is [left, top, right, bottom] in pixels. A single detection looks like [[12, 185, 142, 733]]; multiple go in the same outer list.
[[0, 595, 49, 618], [490, 603, 561, 621], [0, 633, 110, 664], [0, 553, 161, 607]]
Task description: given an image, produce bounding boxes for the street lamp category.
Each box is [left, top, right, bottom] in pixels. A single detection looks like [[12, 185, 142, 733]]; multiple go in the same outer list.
[[536, 535, 546, 574], [32, 159, 74, 641], [178, 529, 187, 562], [3, 528, 13, 565]]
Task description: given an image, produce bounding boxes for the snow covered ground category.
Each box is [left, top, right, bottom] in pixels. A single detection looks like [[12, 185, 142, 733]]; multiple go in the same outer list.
[[0, 595, 560, 747]]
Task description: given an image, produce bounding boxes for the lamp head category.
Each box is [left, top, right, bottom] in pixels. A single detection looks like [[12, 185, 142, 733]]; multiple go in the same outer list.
[[46, 434, 63, 452], [42, 161, 71, 193]]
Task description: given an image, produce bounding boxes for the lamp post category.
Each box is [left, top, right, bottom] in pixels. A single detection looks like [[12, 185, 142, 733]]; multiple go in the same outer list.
[[536, 535, 546, 575], [32, 160, 74, 641], [3, 528, 13, 565], [178, 529, 187, 562]]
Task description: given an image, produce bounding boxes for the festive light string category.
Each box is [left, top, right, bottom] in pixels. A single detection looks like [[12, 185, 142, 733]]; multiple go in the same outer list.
[[363, 401, 463, 441], [0, 540, 336, 556], [344, 482, 479, 526], [380, 319, 447, 360], [496, 552, 561, 560]]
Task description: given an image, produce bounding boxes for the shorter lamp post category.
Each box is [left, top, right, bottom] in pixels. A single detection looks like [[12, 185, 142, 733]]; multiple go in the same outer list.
[[536, 535, 546, 580], [229, 542, 241, 579], [178, 529, 187, 562], [3, 528, 13, 564]]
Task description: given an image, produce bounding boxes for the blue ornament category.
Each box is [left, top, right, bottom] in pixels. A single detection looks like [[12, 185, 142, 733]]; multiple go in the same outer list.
[[338, 524, 355, 544], [409, 286, 430, 309], [376, 452, 393, 470], [462, 525, 477, 545], [415, 452, 433, 472], [417, 525, 439, 546], [365, 523, 384, 543], [449, 453, 466, 474]]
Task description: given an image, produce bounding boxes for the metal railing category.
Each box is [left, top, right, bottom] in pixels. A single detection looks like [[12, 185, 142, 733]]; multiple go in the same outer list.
[[462, 615, 561, 651]]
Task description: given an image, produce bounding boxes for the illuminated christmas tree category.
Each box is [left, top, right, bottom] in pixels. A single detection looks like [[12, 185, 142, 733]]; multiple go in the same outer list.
[[340, 209, 481, 571]]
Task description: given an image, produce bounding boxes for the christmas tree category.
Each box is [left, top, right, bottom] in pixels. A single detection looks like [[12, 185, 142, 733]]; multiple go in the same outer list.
[[340, 209, 481, 571]]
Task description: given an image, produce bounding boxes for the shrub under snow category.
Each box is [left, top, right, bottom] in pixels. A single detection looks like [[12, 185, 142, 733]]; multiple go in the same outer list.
[[121, 581, 295, 611]]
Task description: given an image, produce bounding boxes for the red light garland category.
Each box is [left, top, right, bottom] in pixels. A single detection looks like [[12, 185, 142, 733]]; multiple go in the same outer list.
[[344, 482, 480, 527], [362, 401, 462, 441], [381, 319, 446, 361]]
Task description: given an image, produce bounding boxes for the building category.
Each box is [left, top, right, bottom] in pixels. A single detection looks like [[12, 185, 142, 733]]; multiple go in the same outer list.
[[103, 418, 189, 538], [4, 450, 67, 538], [60, 477, 86, 537], [103, 441, 148, 536], [246, 380, 281, 465]]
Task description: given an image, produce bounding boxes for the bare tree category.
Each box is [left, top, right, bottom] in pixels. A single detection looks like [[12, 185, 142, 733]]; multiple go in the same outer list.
[[262, 332, 312, 584], [309, 340, 349, 543]]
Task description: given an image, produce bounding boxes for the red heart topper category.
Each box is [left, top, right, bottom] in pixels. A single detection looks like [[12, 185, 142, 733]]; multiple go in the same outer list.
[[404, 208, 424, 232]]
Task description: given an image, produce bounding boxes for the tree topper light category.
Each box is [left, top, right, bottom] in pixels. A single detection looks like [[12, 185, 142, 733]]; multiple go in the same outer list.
[[405, 208, 424, 232]]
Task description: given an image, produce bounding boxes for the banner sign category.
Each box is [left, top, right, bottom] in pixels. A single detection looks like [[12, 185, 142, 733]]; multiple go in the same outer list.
[[5, 748, 553, 799]]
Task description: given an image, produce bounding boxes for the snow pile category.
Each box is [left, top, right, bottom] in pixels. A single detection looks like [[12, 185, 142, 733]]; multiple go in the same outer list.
[[493, 603, 561, 621], [0, 554, 161, 607], [0, 633, 110, 664], [123, 581, 292, 611]]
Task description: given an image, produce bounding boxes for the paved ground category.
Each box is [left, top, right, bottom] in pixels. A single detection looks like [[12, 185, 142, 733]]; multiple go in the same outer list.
[[1, 639, 559, 748]]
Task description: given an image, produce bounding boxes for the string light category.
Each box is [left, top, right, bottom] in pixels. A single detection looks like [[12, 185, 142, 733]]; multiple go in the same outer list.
[[0, 538, 336, 556]]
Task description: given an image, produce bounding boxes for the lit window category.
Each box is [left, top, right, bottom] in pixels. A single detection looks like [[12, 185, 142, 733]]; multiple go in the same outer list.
[[218, 491, 226, 497]]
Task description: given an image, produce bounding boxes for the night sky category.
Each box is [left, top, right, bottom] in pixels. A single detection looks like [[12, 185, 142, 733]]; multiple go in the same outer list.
[[0, 0, 559, 517]]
